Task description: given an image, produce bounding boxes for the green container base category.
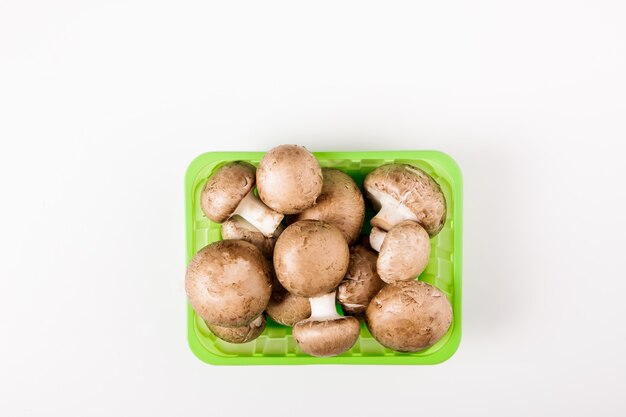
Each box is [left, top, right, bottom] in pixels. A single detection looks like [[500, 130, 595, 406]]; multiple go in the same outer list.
[[185, 151, 463, 365]]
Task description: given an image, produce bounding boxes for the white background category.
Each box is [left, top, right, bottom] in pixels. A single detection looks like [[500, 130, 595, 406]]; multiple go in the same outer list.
[[1, 1, 625, 416]]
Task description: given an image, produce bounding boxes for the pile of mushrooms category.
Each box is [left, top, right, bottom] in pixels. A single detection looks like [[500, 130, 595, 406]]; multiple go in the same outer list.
[[185, 144, 454, 356]]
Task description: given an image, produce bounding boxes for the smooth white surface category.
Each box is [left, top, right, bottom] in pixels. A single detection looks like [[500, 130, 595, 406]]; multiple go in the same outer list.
[[1, 1, 625, 416]]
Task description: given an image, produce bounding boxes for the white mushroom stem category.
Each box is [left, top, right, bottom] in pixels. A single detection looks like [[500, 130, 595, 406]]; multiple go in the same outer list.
[[230, 216, 285, 237], [368, 188, 417, 231], [308, 292, 341, 321], [369, 227, 387, 252], [233, 189, 284, 237]]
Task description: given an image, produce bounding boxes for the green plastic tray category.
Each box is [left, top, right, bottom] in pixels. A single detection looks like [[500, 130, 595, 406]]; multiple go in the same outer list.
[[185, 150, 463, 365]]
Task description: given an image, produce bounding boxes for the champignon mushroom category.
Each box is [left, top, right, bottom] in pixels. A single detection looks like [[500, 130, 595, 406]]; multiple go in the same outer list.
[[364, 163, 446, 236], [290, 168, 365, 244], [273, 220, 355, 356], [273, 220, 349, 297], [206, 315, 266, 344], [336, 240, 385, 315], [292, 292, 360, 357], [369, 221, 431, 283], [365, 280, 452, 352], [266, 279, 311, 327], [256, 145, 323, 214], [185, 240, 272, 327], [221, 216, 284, 258], [201, 161, 284, 236]]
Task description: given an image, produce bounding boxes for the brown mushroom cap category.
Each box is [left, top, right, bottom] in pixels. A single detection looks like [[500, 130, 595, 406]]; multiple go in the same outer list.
[[256, 145, 323, 214], [293, 316, 360, 357], [266, 279, 311, 326], [185, 240, 272, 327], [273, 220, 350, 297], [201, 162, 256, 223], [377, 220, 431, 283], [337, 242, 385, 315], [221, 216, 283, 258], [365, 280, 452, 352], [364, 163, 447, 236], [291, 168, 365, 244], [206, 315, 266, 344]]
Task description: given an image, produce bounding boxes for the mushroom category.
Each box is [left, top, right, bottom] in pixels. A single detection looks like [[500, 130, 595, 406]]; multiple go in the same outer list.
[[365, 280, 452, 352], [206, 315, 266, 344], [256, 145, 323, 214], [201, 161, 284, 236], [221, 216, 284, 258], [273, 220, 356, 357], [336, 240, 385, 315], [266, 279, 311, 327], [273, 220, 349, 297], [185, 240, 272, 327], [364, 163, 446, 236], [292, 292, 360, 357], [290, 168, 365, 244], [369, 221, 431, 283]]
